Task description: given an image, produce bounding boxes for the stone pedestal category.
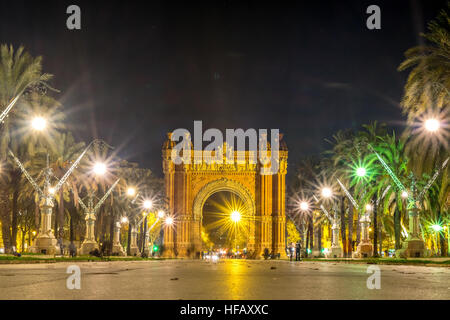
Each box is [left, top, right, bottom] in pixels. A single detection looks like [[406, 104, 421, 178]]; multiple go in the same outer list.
[[112, 222, 126, 256], [80, 213, 99, 255], [327, 246, 343, 258], [129, 227, 139, 256], [353, 213, 372, 258], [29, 198, 59, 255], [326, 224, 343, 258], [353, 240, 373, 258], [396, 207, 428, 258]]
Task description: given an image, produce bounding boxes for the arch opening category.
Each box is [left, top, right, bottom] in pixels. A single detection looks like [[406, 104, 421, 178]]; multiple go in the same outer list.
[[201, 191, 251, 256]]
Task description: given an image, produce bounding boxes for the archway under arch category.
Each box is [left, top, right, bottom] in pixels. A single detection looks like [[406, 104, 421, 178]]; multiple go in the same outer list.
[[201, 190, 252, 256], [191, 178, 256, 256]]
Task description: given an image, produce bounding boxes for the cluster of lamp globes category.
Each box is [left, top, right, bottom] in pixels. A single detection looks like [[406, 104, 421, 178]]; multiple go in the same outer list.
[[30, 116, 174, 226], [297, 165, 411, 213], [28, 116, 442, 225], [121, 190, 173, 226]]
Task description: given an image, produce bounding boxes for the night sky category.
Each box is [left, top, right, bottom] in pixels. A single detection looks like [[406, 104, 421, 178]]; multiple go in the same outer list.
[[0, 0, 447, 177]]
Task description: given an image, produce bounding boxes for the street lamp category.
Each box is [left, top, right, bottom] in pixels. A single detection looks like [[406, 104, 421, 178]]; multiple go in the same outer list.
[[365, 204, 373, 211], [424, 118, 440, 133], [401, 190, 408, 199], [31, 117, 47, 131], [165, 216, 174, 225], [356, 167, 367, 177], [143, 200, 153, 210], [231, 210, 241, 223], [93, 162, 107, 175], [321, 187, 332, 199], [157, 210, 165, 218], [300, 201, 309, 211], [121, 216, 129, 224], [127, 187, 136, 197]]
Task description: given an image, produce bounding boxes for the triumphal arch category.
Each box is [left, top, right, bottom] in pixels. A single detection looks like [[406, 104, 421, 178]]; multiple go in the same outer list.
[[161, 131, 288, 259]]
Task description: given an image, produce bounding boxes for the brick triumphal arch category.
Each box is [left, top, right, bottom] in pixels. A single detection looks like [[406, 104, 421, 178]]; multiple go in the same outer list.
[[161, 132, 288, 259]]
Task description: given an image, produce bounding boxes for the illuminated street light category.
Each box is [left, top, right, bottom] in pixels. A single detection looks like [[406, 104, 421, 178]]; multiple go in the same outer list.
[[231, 210, 241, 223], [121, 217, 129, 224], [31, 117, 47, 131], [401, 190, 408, 199], [157, 210, 165, 218], [93, 162, 107, 175], [48, 187, 56, 195], [424, 118, 440, 132], [300, 201, 309, 211], [356, 167, 367, 177], [143, 200, 153, 210], [321, 187, 332, 198], [165, 216, 174, 225], [365, 204, 373, 211], [127, 187, 136, 197], [431, 224, 443, 232]]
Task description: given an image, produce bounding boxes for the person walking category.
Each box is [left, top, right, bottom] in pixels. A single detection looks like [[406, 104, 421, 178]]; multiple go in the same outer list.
[[296, 241, 301, 261]]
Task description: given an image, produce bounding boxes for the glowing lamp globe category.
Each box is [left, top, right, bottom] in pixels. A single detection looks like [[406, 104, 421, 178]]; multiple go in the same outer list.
[[300, 201, 309, 211], [431, 224, 443, 232], [365, 204, 373, 211], [48, 187, 56, 195], [424, 119, 440, 132], [321, 187, 332, 198], [32, 117, 46, 131], [143, 200, 153, 210], [165, 217, 174, 225], [127, 187, 136, 197], [231, 210, 241, 222], [121, 217, 128, 224], [401, 191, 408, 199], [157, 210, 165, 218], [93, 162, 107, 175], [356, 167, 367, 177]]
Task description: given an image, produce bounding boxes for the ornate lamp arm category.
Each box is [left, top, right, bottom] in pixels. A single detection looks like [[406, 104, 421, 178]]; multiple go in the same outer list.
[[368, 144, 411, 200], [8, 150, 44, 198], [418, 157, 449, 201], [312, 195, 333, 223], [336, 178, 359, 210], [53, 139, 111, 194], [0, 94, 21, 124], [77, 198, 89, 212], [94, 179, 120, 212], [376, 185, 391, 207]]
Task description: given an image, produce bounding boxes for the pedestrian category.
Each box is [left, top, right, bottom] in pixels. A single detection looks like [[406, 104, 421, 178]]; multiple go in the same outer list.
[[296, 242, 301, 261], [69, 242, 77, 258]]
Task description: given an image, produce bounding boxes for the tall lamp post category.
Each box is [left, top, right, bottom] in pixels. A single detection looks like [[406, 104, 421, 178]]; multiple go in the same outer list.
[[9, 138, 109, 254], [369, 139, 449, 258]]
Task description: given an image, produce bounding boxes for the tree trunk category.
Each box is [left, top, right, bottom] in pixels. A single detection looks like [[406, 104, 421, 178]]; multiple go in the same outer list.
[[373, 198, 378, 257], [348, 200, 354, 257], [58, 189, 65, 240], [394, 206, 401, 250], [0, 187, 12, 253], [356, 212, 361, 245], [340, 197, 347, 258], [127, 222, 132, 256], [109, 215, 115, 253], [69, 212, 74, 242], [21, 228, 25, 252], [11, 188, 19, 249], [317, 224, 322, 253], [142, 217, 148, 253], [309, 216, 313, 253]]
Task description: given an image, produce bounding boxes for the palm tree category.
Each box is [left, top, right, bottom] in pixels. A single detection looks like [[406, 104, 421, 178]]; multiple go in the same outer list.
[[0, 45, 54, 252], [397, 4, 450, 120]]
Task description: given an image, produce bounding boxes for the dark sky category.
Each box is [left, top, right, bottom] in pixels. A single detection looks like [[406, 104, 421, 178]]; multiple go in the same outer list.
[[0, 0, 446, 177]]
